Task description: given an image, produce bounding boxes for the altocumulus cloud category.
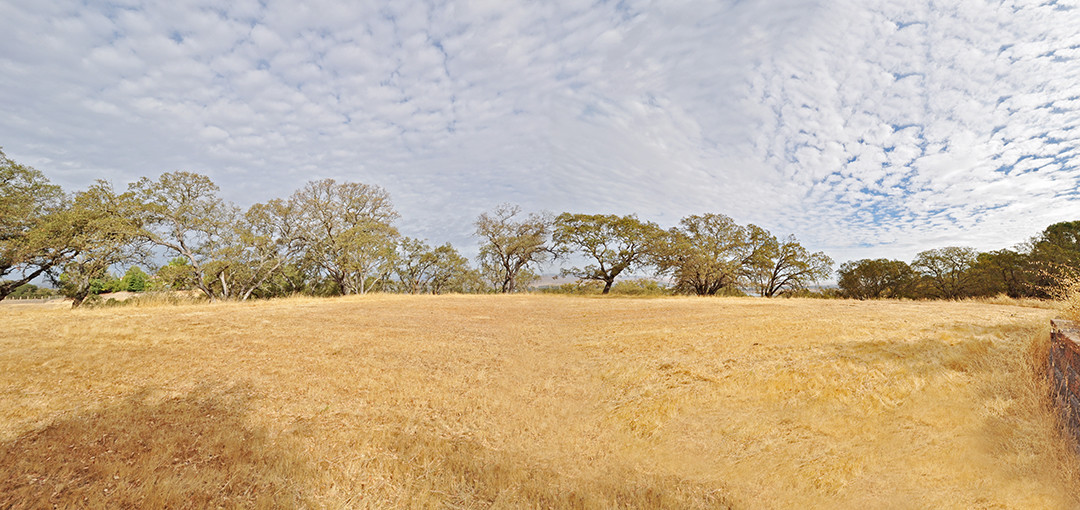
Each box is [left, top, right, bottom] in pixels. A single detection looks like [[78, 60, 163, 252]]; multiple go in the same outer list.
[[1, 0, 1078, 263]]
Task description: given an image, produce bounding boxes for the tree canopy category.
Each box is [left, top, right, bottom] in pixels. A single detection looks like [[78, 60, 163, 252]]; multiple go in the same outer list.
[[291, 179, 399, 295], [7, 148, 1080, 303], [837, 259, 917, 300], [55, 181, 145, 306], [0, 149, 76, 300], [746, 232, 833, 297], [552, 213, 664, 294], [475, 204, 551, 293]]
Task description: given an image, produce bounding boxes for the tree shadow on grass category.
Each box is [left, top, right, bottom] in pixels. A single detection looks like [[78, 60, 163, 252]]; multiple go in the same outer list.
[[0, 384, 311, 509]]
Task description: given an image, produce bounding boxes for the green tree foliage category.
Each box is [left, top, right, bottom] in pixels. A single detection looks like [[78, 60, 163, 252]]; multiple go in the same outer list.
[[654, 214, 764, 295], [1026, 221, 1080, 296], [552, 213, 665, 294], [55, 181, 146, 307], [204, 199, 306, 301], [610, 278, 670, 296], [746, 230, 833, 297], [394, 237, 435, 294], [156, 257, 197, 291], [119, 266, 150, 292], [393, 238, 478, 294], [130, 171, 237, 301], [837, 259, 917, 299], [7, 283, 58, 299], [912, 247, 979, 300], [133, 176, 305, 301], [95, 274, 122, 294], [1031, 221, 1080, 267], [475, 204, 551, 293], [0, 149, 81, 301], [969, 249, 1033, 298], [291, 179, 399, 295], [427, 243, 484, 294]]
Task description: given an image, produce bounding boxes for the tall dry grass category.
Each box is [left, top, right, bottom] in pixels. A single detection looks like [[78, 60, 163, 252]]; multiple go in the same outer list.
[[1, 295, 1076, 508]]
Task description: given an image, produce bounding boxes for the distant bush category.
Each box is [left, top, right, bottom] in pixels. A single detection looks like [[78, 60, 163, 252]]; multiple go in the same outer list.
[[6, 284, 58, 299], [610, 279, 670, 296], [780, 287, 842, 299], [713, 286, 747, 297]]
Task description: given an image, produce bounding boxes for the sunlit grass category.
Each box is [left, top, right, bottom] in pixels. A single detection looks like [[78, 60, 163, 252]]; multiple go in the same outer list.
[[1, 295, 1076, 508]]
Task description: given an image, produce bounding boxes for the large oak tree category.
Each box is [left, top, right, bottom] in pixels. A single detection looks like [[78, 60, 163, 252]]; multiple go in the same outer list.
[[56, 181, 146, 307], [837, 258, 917, 299], [475, 204, 551, 293], [912, 246, 979, 300], [747, 232, 833, 297], [130, 171, 237, 301], [0, 150, 77, 300], [291, 179, 399, 295], [655, 213, 763, 295], [552, 213, 665, 294]]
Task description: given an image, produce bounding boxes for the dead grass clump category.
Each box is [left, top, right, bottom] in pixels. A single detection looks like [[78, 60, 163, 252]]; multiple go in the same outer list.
[[0, 385, 311, 509], [369, 426, 732, 509], [1054, 275, 1080, 323], [85, 291, 208, 309], [1025, 319, 1080, 476], [964, 293, 1060, 310]]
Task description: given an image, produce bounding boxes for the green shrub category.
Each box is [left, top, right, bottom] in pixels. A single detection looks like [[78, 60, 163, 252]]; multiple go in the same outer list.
[[610, 279, 670, 296]]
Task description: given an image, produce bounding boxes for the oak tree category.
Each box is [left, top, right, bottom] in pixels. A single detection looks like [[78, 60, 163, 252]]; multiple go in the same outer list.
[[0, 150, 78, 300], [655, 213, 762, 295], [552, 213, 664, 294], [837, 258, 917, 299], [130, 171, 237, 301], [56, 181, 146, 306], [475, 204, 551, 293], [394, 238, 476, 294], [912, 246, 979, 300], [747, 232, 833, 297], [292, 179, 399, 295]]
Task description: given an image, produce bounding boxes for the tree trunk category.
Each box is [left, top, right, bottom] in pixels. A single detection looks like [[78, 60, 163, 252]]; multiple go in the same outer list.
[[196, 281, 216, 302], [602, 279, 614, 294], [219, 271, 230, 299]]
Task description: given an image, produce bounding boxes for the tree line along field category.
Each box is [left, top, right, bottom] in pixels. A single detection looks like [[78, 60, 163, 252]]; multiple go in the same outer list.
[[1, 150, 830, 305], [10, 150, 1080, 310], [2, 295, 1077, 508]]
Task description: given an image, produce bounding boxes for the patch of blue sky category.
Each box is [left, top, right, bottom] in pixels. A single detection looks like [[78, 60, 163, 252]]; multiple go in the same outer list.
[[894, 20, 926, 30]]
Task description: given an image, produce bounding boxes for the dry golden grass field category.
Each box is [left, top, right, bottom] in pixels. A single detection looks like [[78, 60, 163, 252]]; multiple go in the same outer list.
[[1, 295, 1078, 508]]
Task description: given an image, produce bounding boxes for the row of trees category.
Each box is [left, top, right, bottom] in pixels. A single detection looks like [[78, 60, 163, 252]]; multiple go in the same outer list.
[[2, 150, 835, 305], [12, 148, 1080, 304], [837, 223, 1080, 300], [474, 205, 833, 296], [3, 158, 486, 305]]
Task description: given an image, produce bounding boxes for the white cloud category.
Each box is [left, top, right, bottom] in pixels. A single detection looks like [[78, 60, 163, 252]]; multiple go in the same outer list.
[[0, 0, 1078, 265]]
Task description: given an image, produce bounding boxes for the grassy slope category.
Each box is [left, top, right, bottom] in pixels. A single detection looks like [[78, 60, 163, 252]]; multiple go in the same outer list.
[[0, 295, 1077, 508]]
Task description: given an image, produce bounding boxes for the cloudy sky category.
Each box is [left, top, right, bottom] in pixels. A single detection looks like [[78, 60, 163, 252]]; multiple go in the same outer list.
[[2, 0, 1079, 265]]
